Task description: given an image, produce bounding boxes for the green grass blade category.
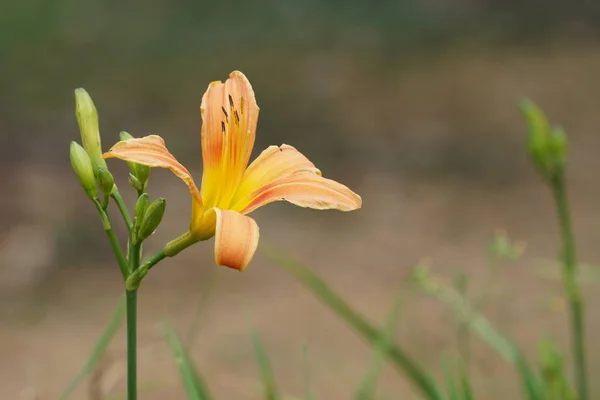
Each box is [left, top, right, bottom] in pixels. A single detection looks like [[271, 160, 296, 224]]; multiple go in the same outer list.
[[164, 322, 213, 400], [58, 296, 126, 400], [302, 342, 316, 400], [412, 266, 544, 400], [355, 292, 403, 400], [250, 327, 281, 400], [441, 355, 460, 400], [457, 359, 473, 400], [260, 243, 443, 400]]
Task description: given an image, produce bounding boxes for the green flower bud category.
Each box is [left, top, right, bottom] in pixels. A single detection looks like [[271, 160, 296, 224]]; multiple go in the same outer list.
[[128, 173, 143, 192], [69, 141, 97, 199], [137, 198, 166, 241], [97, 167, 115, 197], [134, 193, 150, 225], [120, 131, 151, 191], [519, 98, 568, 180], [75, 88, 108, 175]]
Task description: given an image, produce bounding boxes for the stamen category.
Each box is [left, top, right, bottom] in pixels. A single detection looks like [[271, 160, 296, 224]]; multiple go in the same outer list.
[[221, 106, 229, 123], [234, 110, 240, 125], [240, 96, 245, 115], [221, 121, 226, 134], [228, 95, 234, 109]]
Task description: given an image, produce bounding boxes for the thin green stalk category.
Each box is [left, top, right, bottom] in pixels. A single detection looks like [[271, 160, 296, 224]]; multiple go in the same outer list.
[[112, 191, 133, 232], [550, 173, 587, 400], [93, 198, 128, 278], [126, 289, 138, 400]]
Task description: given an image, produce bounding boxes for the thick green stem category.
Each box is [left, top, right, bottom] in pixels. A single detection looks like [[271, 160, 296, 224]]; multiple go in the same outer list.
[[125, 250, 167, 291], [126, 289, 138, 400], [551, 173, 587, 400]]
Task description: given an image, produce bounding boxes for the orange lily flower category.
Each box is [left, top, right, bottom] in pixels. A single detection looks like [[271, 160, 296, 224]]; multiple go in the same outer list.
[[104, 71, 361, 271]]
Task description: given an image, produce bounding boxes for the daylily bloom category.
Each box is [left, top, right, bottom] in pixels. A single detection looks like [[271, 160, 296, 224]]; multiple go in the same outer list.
[[104, 71, 361, 271]]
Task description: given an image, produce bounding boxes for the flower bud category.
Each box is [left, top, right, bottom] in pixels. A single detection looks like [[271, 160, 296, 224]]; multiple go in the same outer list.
[[134, 193, 150, 225], [120, 131, 151, 190], [75, 89, 108, 175], [519, 99, 568, 180], [69, 141, 97, 199], [128, 173, 143, 192], [137, 198, 166, 241], [97, 167, 115, 197]]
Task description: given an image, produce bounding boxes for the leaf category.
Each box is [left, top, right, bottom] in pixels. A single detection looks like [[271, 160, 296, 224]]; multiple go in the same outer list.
[[355, 292, 403, 400], [164, 322, 213, 400], [250, 326, 281, 400], [441, 355, 460, 400], [260, 243, 443, 400], [302, 342, 316, 400], [58, 296, 126, 400], [412, 266, 544, 400]]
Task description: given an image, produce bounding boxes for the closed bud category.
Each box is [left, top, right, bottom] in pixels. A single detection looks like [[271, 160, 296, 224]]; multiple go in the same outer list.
[[97, 167, 115, 196], [134, 193, 150, 227], [137, 198, 166, 241], [69, 141, 97, 199], [519, 98, 568, 180], [128, 173, 143, 192], [120, 131, 151, 190], [75, 89, 108, 175]]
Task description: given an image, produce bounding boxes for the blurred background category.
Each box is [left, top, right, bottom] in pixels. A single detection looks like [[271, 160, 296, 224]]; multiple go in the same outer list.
[[3, 0, 600, 398]]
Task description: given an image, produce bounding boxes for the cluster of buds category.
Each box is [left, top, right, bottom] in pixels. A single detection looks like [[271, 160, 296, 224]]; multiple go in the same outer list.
[[69, 88, 166, 286]]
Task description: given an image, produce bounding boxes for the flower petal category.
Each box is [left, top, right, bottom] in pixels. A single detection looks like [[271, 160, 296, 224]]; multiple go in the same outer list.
[[213, 209, 260, 271], [104, 135, 203, 209], [200, 71, 260, 209], [230, 145, 361, 214], [232, 169, 362, 215], [231, 144, 321, 207]]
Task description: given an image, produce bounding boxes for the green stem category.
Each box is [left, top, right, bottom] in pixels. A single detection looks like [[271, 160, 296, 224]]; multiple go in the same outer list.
[[129, 242, 142, 272], [126, 289, 138, 400], [112, 191, 133, 232], [551, 173, 587, 400], [125, 250, 167, 291], [92, 199, 128, 278]]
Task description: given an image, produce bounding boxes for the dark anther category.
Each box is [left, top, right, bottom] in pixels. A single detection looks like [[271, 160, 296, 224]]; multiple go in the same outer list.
[[228, 95, 234, 108], [234, 110, 240, 125], [221, 106, 229, 119], [221, 121, 226, 134]]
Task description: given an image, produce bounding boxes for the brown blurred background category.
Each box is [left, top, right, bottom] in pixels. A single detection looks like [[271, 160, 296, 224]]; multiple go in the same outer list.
[[3, 0, 600, 399]]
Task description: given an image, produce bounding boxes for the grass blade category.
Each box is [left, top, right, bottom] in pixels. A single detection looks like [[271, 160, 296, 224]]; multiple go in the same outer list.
[[441, 355, 460, 400], [355, 292, 403, 400], [250, 326, 281, 400], [58, 296, 125, 400], [457, 359, 473, 400], [260, 243, 443, 400], [302, 342, 316, 400], [164, 322, 213, 400], [412, 265, 544, 400]]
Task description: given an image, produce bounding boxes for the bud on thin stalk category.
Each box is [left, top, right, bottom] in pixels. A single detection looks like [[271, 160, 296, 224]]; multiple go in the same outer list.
[[69, 141, 97, 199], [97, 167, 115, 197], [128, 173, 143, 192], [119, 131, 151, 191], [137, 198, 166, 242], [75, 89, 107, 175]]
